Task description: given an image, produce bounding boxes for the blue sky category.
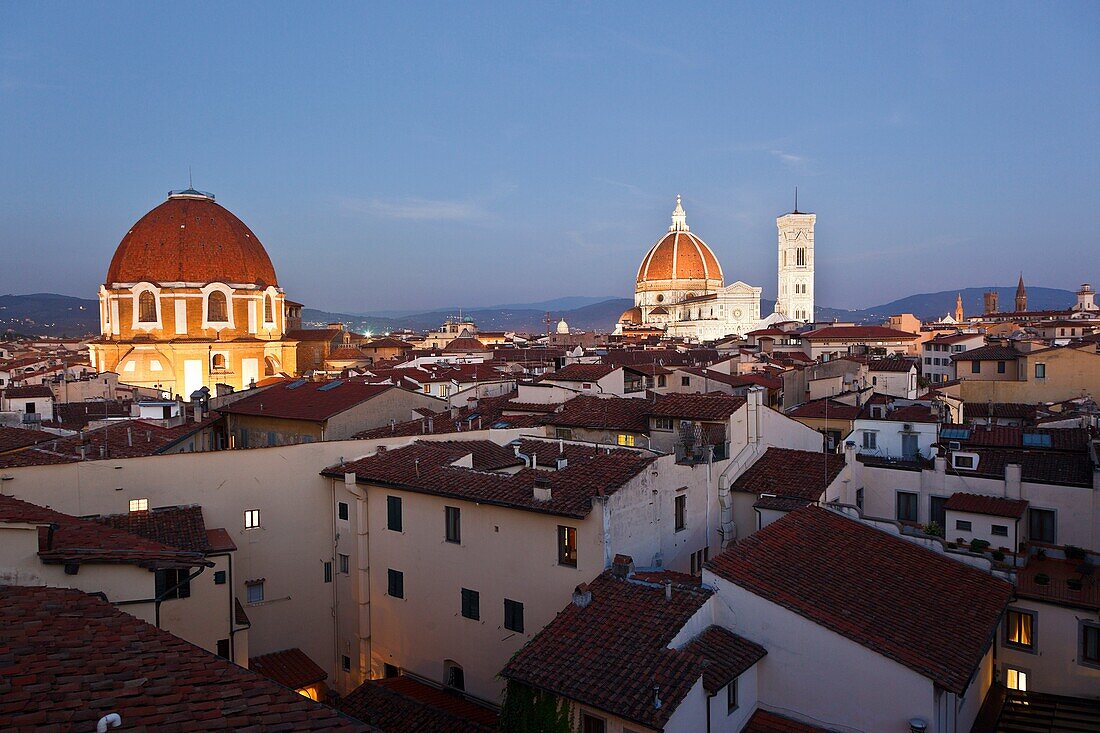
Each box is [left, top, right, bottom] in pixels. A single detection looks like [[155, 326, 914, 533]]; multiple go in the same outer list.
[[1, 2, 1097, 313]]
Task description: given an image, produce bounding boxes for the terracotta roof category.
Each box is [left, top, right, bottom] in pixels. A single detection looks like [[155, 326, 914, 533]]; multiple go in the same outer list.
[[950, 447, 1093, 487], [943, 492, 1028, 519], [680, 367, 782, 391], [106, 194, 278, 287], [250, 647, 329, 690], [353, 392, 549, 439], [46, 400, 133, 429], [332, 438, 653, 518], [444, 336, 489, 352], [541, 363, 618, 382], [650, 393, 746, 421], [637, 228, 724, 283], [866, 356, 915, 372], [1, 384, 53, 398], [742, 710, 835, 732], [549, 395, 651, 432], [952, 345, 1019, 361], [963, 403, 1038, 420], [364, 337, 414, 350], [94, 505, 216, 553], [502, 570, 714, 729], [340, 677, 498, 733], [731, 448, 845, 508], [801, 326, 918, 342], [681, 625, 767, 694], [0, 417, 215, 468], [705, 506, 1012, 694], [0, 585, 369, 731], [1016, 556, 1100, 611], [0, 495, 207, 570], [220, 380, 395, 421], [942, 424, 1090, 451], [286, 328, 344, 341], [858, 402, 938, 423], [0, 426, 56, 453], [786, 398, 862, 421]]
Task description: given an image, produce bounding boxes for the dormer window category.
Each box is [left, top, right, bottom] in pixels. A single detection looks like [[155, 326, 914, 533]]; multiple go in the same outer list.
[[207, 291, 229, 322], [138, 291, 157, 323]]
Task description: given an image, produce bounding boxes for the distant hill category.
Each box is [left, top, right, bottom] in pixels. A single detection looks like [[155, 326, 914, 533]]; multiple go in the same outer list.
[[0, 293, 99, 337], [0, 286, 1082, 338]]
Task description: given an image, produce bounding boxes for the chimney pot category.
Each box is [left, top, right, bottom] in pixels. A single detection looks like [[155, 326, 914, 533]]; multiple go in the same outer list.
[[571, 583, 592, 608], [611, 554, 634, 578], [664, 579, 672, 601]]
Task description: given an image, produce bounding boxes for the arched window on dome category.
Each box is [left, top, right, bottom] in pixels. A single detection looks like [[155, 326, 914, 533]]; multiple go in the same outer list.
[[137, 291, 157, 323], [207, 291, 229, 323], [264, 294, 274, 324]]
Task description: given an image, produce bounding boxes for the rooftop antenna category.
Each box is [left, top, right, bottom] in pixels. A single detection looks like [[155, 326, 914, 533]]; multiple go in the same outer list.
[[189, 166, 193, 189], [793, 186, 799, 214]]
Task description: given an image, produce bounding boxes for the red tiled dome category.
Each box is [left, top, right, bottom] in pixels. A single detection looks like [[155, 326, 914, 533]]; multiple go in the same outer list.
[[106, 191, 278, 287], [636, 229, 723, 284]]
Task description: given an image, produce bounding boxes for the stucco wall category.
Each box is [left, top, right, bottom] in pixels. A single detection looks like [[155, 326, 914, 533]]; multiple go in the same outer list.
[[998, 598, 1100, 698]]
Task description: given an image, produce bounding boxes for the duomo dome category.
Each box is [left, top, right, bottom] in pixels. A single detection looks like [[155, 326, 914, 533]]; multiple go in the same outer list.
[[635, 196, 724, 310]]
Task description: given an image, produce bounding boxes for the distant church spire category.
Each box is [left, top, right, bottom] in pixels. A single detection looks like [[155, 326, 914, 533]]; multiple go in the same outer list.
[[669, 195, 689, 232], [1015, 273, 1028, 313], [955, 292, 964, 323]]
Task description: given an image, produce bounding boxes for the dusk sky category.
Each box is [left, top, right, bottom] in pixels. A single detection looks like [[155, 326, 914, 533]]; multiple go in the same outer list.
[[1, 3, 1097, 314]]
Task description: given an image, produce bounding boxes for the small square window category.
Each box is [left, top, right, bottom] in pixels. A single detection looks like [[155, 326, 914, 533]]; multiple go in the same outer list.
[[956, 520, 972, 531], [617, 433, 635, 447], [862, 431, 877, 450], [213, 570, 227, 585], [246, 582, 264, 604], [681, 376, 691, 387], [129, 498, 148, 513], [997, 361, 1006, 374], [992, 524, 1008, 537], [387, 496, 402, 532], [504, 598, 524, 633], [244, 509, 260, 530], [1005, 667, 1028, 691], [461, 588, 480, 620], [971, 361, 981, 374], [338, 501, 349, 521], [387, 569, 404, 598], [339, 553, 350, 574], [1035, 363, 1046, 379]]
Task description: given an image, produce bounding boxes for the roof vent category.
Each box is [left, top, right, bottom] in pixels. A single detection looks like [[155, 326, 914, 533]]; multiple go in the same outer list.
[[167, 188, 215, 201], [571, 583, 592, 608]]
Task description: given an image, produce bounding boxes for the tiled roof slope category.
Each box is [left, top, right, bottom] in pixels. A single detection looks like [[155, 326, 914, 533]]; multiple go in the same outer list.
[[250, 647, 328, 689], [785, 398, 862, 421], [0, 495, 207, 569], [94, 505, 213, 553], [706, 506, 1012, 694], [743, 709, 836, 732], [330, 439, 653, 518], [943, 492, 1028, 519], [801, 326, 918, 341], [540, 363, 618, 382], [340, 677, 497, 733], [219, 380, 395, 421], [0, 417, 215, 468], [944, 424, 1090, 452], [951, 345, 1019, 361], [681, 625, 767, 694], [354, 391, 551, 439], [650, 393, 746, 421], [0, 585, 370, 731], [731, 448, 846, 508], [0, 425, 56, 454], [502, 570, 713, 730], [548, 395, 651, 432], [867, 356, 915, 372], [954, 448, 1093, 487]]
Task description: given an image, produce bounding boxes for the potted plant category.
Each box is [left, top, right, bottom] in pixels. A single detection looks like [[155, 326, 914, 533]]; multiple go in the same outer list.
[[991, 550, 1005, 562], [1035, 548, 1047, 560], [1065, 545, 1087, 561], [970, 539, 991, 553]]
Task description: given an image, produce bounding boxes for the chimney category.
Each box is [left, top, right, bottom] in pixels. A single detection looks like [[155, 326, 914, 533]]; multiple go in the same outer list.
[[533, 475, 552, 502], [1005, 463, 1022, 499], [571, 583, 592, 608], [611, 554, 634, 578], [664, 579, 672, 602], [344, 471, 356, 486]]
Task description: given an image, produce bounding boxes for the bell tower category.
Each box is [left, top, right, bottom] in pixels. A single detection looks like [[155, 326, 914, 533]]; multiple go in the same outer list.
[[775, 196, 815, 323]]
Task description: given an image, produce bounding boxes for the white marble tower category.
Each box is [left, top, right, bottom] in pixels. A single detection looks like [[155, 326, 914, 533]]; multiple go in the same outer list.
[[775, 208, 816, 323]]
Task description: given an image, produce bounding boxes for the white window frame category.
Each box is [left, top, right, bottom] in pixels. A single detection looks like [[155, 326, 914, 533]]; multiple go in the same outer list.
[[130, 282, 162, 332], [201, 282, 235, 330], [244, 509, 260, 530], [129, 498, 149, 512]]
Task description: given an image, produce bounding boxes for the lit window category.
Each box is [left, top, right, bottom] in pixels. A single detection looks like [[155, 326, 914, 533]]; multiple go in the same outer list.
[[137, 291, 157, 323], [207, 291, 229, 322], [129, 498, 148, 512], [1005, 609, 1035, 650], [557, 525, 578, 567], [616, 434, 635, 447], [244, 509, 260, 529], [1005, 667, 1027, 691]]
